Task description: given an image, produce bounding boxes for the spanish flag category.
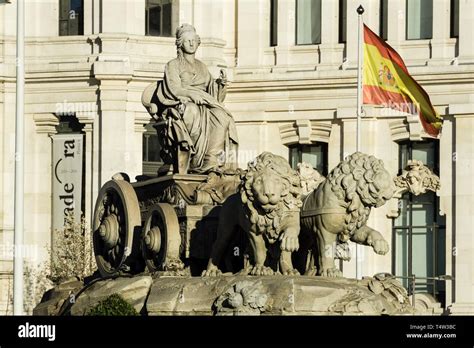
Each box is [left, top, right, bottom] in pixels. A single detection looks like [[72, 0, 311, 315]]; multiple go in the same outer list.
[[363, 25, 443, 137]]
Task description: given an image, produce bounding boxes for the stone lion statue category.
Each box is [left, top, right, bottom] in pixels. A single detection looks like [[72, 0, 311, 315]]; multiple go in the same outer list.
[[300, 152, 395, 277], [202, 152, 302, 276]]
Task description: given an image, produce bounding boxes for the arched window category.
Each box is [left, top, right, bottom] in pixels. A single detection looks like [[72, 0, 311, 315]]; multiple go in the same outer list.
[[393, 140, 446, 304], [288, 142, 328, 175]]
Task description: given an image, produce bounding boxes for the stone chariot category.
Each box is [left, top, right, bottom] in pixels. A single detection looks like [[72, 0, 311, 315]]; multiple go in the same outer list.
[[90, 24, 442, 315]]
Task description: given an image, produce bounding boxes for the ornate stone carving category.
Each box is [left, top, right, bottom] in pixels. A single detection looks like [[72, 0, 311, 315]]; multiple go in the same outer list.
[[328, 273, 414, 314], [214, 280, 268, 315], [300, 152, 395, 277], [279, 120, 332, 145], [202, 152, 303, 277], [297, 162, 325, 196], [141, 23, 238, 175], [33, 113, 59, 135], [364, 273, 414, 313], [193, 169, 243, 204], [394, 159, 441, 196]]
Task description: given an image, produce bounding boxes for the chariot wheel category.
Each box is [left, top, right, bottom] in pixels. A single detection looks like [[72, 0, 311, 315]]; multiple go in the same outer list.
[[92, 179, 141, 277], [141, 203, 182, 272]]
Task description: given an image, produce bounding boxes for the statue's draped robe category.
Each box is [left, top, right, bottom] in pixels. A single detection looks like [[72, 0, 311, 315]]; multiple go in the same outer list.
[[157, 57, 238, 173]]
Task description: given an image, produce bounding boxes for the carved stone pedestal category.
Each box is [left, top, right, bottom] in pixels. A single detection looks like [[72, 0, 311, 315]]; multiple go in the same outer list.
[[146, 274, 418, 316]]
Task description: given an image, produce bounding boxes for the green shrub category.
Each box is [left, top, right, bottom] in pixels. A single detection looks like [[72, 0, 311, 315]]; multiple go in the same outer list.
[[87, 294, 139, 316]]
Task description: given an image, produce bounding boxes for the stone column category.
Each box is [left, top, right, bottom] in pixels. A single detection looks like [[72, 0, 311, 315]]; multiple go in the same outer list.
[[448, 109, 474, 314], [345, 0, 379, 68], [93, 61, 137, 186], [319, 0, 342, 70], [76, 112, 96, 230], [178, 0, 193, 24], [222, 0, 237, 68], [83, 0, 93, 35], [386, 0, 405, 46], [439, 115, 454, 308], [31, 113, 60, 261], [193, 0, 227, 73], [101, 0, 145, 35], [93, 0, 101, 34], [428, 0, 454, 65], [26, 0, 58, 37], [458, 0, 474, 64], [236, 0, 269, 69], [274, 0, 296, 69], [193, 0, 223, 39]]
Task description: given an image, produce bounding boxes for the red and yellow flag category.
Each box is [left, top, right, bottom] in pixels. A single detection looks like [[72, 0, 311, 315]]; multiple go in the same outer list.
[[363, 25, 443, 137]]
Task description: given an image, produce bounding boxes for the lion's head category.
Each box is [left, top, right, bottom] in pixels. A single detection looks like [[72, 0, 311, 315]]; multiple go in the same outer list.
[[327, 152, 395, 240], [241, 152, 302, 242]]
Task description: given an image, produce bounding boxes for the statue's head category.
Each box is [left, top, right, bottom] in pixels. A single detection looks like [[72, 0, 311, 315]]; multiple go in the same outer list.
[[175, 24, 201, 57], [242, 152, 302, 214]]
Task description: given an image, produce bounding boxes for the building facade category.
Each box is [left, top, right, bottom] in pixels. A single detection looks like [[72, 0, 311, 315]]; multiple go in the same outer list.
[[1, 0, 473, 314]]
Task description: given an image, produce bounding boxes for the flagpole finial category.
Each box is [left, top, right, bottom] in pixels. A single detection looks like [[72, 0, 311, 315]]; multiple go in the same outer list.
[[357, 5, 365, 15]]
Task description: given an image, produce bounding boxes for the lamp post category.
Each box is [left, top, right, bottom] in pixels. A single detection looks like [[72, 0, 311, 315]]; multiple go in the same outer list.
[[2, 0, 25, 315], [14, 0, 25, 316]]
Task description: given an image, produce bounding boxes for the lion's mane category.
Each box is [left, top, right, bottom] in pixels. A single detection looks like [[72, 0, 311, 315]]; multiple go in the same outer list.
[[241, 152, 302, 243], [326, 152, 393, 241]]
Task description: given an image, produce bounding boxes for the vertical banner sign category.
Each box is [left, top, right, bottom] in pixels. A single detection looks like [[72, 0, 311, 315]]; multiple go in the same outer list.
[[52, 134, 83, 235]]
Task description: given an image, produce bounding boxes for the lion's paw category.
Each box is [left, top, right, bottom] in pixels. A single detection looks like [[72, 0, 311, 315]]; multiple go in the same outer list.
[[201, 266, 222, 277], [282, 268, 300, 276], [371, 238, 389, 255], [280, 233, 299, 252], [250, 265, 274, 276], [304, 266, 317, 276], [319, 267, 343, 278]]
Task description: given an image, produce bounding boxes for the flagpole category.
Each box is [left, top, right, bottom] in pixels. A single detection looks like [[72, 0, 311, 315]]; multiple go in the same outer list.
[[356, 4, 364, 280]]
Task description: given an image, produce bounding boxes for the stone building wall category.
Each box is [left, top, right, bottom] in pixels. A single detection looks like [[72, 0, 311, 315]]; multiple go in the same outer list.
[[0, 0, 473, 314]]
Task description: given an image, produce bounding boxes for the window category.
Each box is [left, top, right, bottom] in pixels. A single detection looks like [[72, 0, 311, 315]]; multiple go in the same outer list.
[[143, 123, 163, 176], [339, 0, 347, 43], [393, 140, 446, 303], [406, 0, 433, 40], [380, 0, 388, 41], [270, 0, 278, 47], [146, 0, 173, 37], [296, 0, 322, 45], [399, 140, 438, 173], [59, 0, 84, 36], [289, 143, 328, 175], [450, 0, 459, 38]]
